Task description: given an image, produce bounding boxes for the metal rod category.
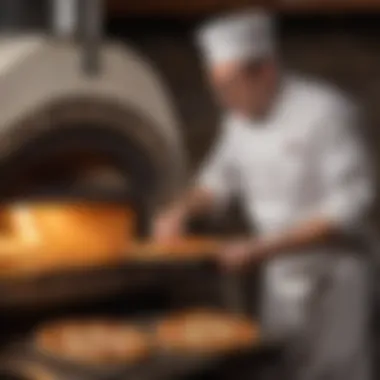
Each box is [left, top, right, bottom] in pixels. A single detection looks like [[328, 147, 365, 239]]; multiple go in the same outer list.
[[78, 0, 103, 77]]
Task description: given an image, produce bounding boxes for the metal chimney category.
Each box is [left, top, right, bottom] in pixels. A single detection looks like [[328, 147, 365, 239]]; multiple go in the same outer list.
[[51, 0, 78, 37], [51, 0, 103, 76], [78, 0, 103, 76]]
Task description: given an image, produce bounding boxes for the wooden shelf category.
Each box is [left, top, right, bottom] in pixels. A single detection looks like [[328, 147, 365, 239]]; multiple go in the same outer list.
[[107, 0, 268, 16], [107, 0, 380, 15], [275, 0, 380, 13]]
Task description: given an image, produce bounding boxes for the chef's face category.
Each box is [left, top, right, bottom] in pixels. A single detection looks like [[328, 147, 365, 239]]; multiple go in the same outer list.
[[208, 58, 278, 119]]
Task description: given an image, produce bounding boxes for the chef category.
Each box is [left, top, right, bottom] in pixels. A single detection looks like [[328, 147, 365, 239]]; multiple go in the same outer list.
[[153, 10, 374, 380]]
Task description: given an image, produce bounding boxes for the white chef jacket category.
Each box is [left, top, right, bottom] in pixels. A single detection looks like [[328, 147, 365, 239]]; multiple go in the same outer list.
[[197, 74, 374, 338]]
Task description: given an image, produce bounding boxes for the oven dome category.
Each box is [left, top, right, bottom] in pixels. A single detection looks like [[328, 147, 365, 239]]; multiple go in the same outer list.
[[0, 36, 186, 206]]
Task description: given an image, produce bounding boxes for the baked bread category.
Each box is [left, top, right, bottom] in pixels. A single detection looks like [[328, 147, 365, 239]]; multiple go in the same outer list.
[[126, 237, 221, 262], [0, 202, 137, 277], [7, 202, 136, 253], [35, 319, 152, 366], [154, 309, 259, 354]]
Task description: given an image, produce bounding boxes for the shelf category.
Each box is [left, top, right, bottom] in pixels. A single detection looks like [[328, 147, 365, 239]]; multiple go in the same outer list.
[[107, 0, 268, 16], [275, 0, 380, 13], [0, 237, 224, 309], [0, 237, 222, 280], [107, 0, 380, 15]]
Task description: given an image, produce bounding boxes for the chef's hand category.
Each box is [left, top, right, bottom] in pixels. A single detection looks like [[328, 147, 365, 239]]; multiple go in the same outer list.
[[219, 238, 263, 272], [152, 207, 186, 242]]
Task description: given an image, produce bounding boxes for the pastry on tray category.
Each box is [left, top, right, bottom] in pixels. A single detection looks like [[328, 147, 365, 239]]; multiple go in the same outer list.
[[154, 309, 259, 355], [125, 237, 222, 262], [34, 319, 152, 366]]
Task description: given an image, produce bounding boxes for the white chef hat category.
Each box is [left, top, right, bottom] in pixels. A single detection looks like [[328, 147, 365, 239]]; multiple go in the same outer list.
[[195, 10, 276, 66]]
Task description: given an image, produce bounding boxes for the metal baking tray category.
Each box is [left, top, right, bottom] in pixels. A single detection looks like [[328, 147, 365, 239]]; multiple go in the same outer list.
[[25, 313, 262, 380]]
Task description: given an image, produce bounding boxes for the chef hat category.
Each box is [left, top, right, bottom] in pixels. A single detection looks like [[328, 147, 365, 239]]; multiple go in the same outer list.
[[195, 10, 276, 66]]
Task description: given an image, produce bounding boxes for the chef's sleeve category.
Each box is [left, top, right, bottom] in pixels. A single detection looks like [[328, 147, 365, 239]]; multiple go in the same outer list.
[[317, 103, 375, 234], [196, 125, 238, 209]]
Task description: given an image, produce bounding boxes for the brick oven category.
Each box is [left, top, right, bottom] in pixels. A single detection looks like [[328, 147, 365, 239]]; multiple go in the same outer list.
[[0, 20, 195, 305], [0, 14, 194, 378]]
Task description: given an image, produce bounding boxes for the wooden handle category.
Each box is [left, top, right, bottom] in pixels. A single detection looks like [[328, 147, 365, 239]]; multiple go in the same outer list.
[[124, 237, 223, 261]]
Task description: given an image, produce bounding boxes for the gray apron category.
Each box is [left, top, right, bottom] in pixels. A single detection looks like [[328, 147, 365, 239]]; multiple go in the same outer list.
[[260, 243, 372, 380]]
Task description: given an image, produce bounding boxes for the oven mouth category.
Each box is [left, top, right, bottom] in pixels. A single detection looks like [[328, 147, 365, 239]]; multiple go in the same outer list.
[[0, 94, 181, 207], [0, 123, 162, 242], [0, 124, 159, 204]]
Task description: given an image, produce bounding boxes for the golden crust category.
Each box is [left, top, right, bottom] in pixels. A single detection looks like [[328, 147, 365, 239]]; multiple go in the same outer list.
[[154, 309, 259, 354], [0, 203, 137, 277], [35, 319, 152, 366]]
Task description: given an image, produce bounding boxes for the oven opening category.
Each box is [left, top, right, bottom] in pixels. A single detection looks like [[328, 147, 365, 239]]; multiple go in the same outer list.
[[0, 124, 158, 203], [0, 124, 162, 242]]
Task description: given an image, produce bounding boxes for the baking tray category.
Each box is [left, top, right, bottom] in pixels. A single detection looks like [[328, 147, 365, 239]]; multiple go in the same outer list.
[[27, 312, 263, 380], [1, 308, 278, 380]]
